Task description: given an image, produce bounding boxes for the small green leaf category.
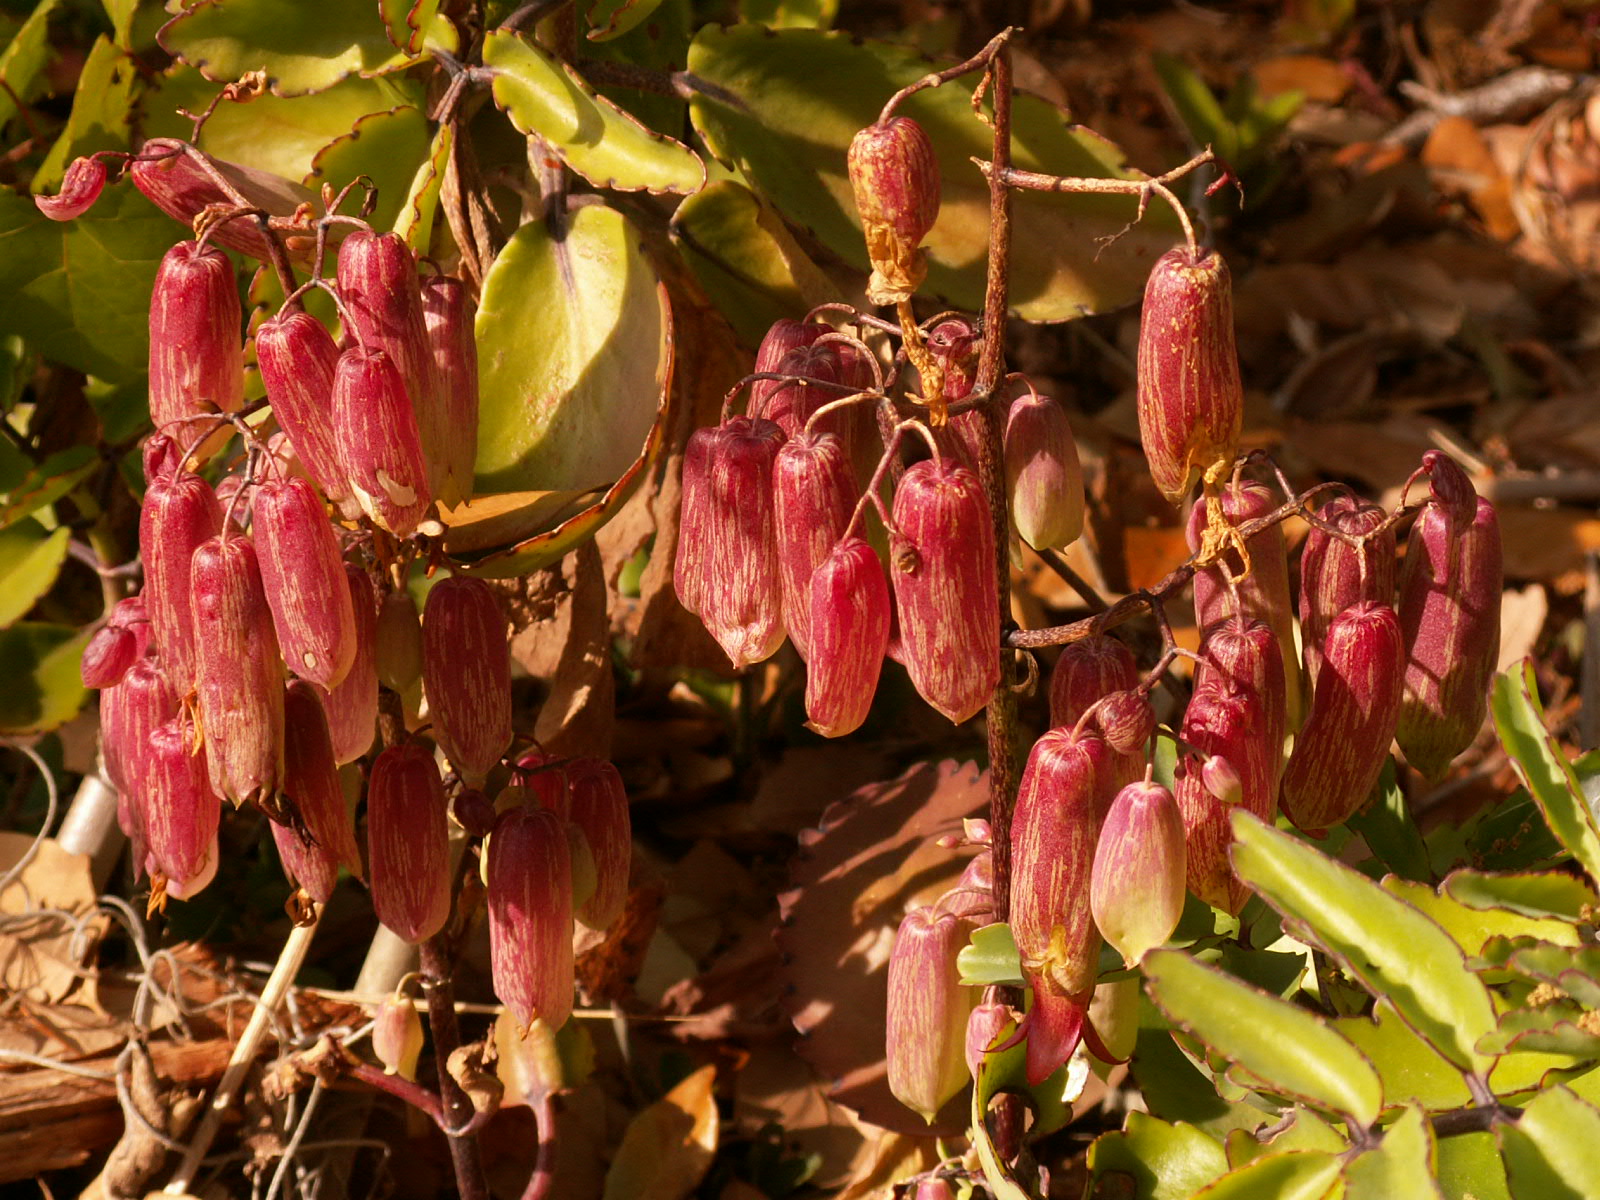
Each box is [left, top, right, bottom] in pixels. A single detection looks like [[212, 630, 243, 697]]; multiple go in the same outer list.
[[1498, 1086, 1600, 1200], [1345, 759, 1431, 881], [0, 521, 70, 628], [739, 0, 838, 27], [1478, 1006, 1600, 1060], [1231, 811, 1499, 1073], [687, 26, 1179, 323], [1335, 999, 1472, 1111], [1152, 53, 1238, 163], [157, 0, 455, 97], [1444, 869, 1600, 922], [0, 0, 59, 130], [379, 0, 441, 55], [1488, 1045, 1591, 1096], [1087, 1112, 1229, 1200], [957, 921, 1023, 987], [0, 623, 89, 734], [0, 446, 98, 531], [1384, 876, 1579, 958], [305, 103, 432, 234], [1492, 663, 1600, 882], [669, 179, 837, 345], [0, 186, 177, 384], [34, 35, 138, 191], [1130, 1007, 1264, 1137], [1190, 1151, 1342, 1200], [483, 30, 705, 195], [1503, 943, 1600, 1007], [1342, 1105, 1442, 1199], [1144, 949, 1383, 1123], [1240, 1107, 1347, 1161], [1462, 787, 1566, 872], [1436, 1130, 1511, 1200], [970, 1014, 1083, 1198], [395, 120, 452, 250], [587, 0, 668, 42]]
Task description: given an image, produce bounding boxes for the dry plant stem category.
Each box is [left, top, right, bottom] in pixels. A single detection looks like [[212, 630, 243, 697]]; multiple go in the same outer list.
[[163, 912, 322, 1195], [878, 26, 1016, 123], [420, 937, 488, 1200]]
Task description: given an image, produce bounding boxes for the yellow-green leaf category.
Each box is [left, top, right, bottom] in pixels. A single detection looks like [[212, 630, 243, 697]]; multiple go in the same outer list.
[[1335, 999, 1472, 1112], [1145, 949, 1383, 1124], [0, 523, 70, 628], [601, 1063, 718, 1200], [395, 120, 452, 251], [587, 0, 668, 42], [483, 30, 705, 195], [1343, 1106, 1443, 1199], [305, 104, 432, 234], [1088, 1112, 1229, 1200], [1498, 1086, 1600, 1200], [1191, 1151, 1343, 1200], [0, 623, 89, 735]]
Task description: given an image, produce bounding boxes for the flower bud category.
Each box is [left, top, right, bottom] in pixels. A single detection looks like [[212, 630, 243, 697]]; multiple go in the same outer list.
[[1187, 480, 1299, 728], [673, 427, 715, 618], [376, 588, 425, 692], [35, 155, 108, 220], [848, 117, 941, 305], [1136, 246, 1242, 504], [1396, 493, 1501, 779], [253, 477, 357, 689], [925, 318, 982, 463], [1195, 619, 1286, 782], [130, 140, 306, 262], [141, 463, 223, 697], [256, 309, 350, 506], [757, 344, 848, 445], [81, 596, 150, 690], [1089, 975, 1142, 1064], [273, 682, 364, 903], [419, 275, 479, 509], [965, 999, 1012, 1081], [566, 759, 630, 930], [1280, 602, 1405, 835], [689, 417, 788, 668], [367, 742, 451, 943], [1005, 388, 1084, 551], [190, 534, 285, 807], [774, 431, 856, 659], [1091, 779, 1185, 967], [916, 1180, 956, 1200], [317, 565, 379, 764], [486, 805, 575, 1031], [805, 536, 890, 738], [422, 577, 513, 788], [148, 241, 243, 449], [1174, 675, 1277, 914], [1088, 690, 1156, 757], [372, 989, 425, 1080], [886, 905, 973, 1121], [452, 787, 496, 837], [1048, 635, 1139, 729], [143, 713, 222, 898], [101, 658, 179, 874], [1299, 495, 1395, 692], [332, 345, 432, 536], [890, 457, 999, 723]]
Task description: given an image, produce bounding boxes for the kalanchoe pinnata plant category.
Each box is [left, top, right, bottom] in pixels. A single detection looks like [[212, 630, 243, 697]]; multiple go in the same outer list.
[[419, 274, 480, 509], [805, 536, 891, 738], [1136, 245, 1243, 504], [148, 240, 243, 448], [774, 429, 857, 660], [80, 595, 150, 690], [367, 742, 451, 944], [372, 987, 425, 1081], [141, 468, 223, 696], [1091, 777, 1185, 967], [1049, 634, 1139, 730], [759, 344, 849, 446], [1280, 600, 1406, 835], [332, 344, 432, 536], [886, 905, 974, 1122], [143, 712, 223, 901], [318, 565, 379, 765], [422, 576, 514, 789], [33, 154, 108, 220], [564, 759, 631, 930], [255, 308, 352, 509], [847, 116, 941, 305], [1004, 384, 1084, 552], [375, 587, 425, 693], [486, 804, 575, 1032], [190, 533, 286, 808], [253, 476, 358, 690], [1298, 494, 1395, 693], [1396, 452, 1503, 779], [890, 455, 999, 724], [101, 657, 179, 876], [274, 682, 364, 904]]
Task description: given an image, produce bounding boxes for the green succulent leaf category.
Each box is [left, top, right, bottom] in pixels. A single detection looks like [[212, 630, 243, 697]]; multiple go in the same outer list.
[[1190, 1151, 1342, 1200], [1498, 1086, 1600, 1200], [379, 0, 441, 54], [1130, 1004, 1265, 1137], [669, 179, 839, 345], [686, 25, 1179, 322], [1444, 869, 1600, 922], [34, 35, 138, 191], [0, 623, 89, 735], [157, 0, 456, 96], [482, 30, 705, 195], [1335, 999, 1473, 1111], [1492, 662, 1600, 883], [958, 921, 1023, 988], [739, 0, 838, 27], [587, 0, 668, 42], [1436, 1130, 1511, 1200], [395, 119, 452, 250], [0, 0, 59, 130], [306, 104, 432, 234], [969, 1014, 1084, 1200], [0, 446, 98, 532], [1342, 1105, 1442, 1199], [0, 521, 70, 628], [1144, 949, 1383, 1124], [1231, 811, 1499, 1073], [1383, 876, 1579, 960], [1345, 760, 1431, 881], [0, 185, 177, 385], [1501, 943, 1600, 1007], [1478, 1006, 1600, 1060], [449, 204, 673, 575], [1087, 1112, 1229, 1200]]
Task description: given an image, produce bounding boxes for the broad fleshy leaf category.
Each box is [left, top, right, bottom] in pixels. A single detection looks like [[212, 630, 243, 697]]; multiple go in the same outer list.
[[1443, 869, 1600, 922], [1230, 811, 1499, 1073], [1342, 1106, 1443, 1199], [1491, 661, 1600, 883], [1334, 1000, 1472, 1112], [34, 35, 135, 191], [380, 0, 441, 54], [0, 522, 69, 626], [0, 0, 59, 131], [157, 0, 456, 96], [971, 1015, 1083, 1200], [1382, 877, 1579, 957], [687, 26, 1178, 322], [1436, 1131, 1512, 1200], [1087, 1113, 1229, 1200], [307, 104, 433, 234], [0, 623, 88, 734], [1190, 1152, 1342, 1200], [395, 120, 452, 249], [588, 0, 669, 41], [483, 30, 705, 195], [1144, 949, 1383, 1124], [1498, 1086, 1600, 1200], [956, 921, 1024, 988]]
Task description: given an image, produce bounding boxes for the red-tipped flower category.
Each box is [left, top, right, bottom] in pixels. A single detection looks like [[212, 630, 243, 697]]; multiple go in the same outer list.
[[420, 275, 479, 509], [143, 712, 222, 898], [422, 576, 513, 788], [101, 657, 179, 874], [1136, 246, 1243, 504], [890, 457, 999, 723], [848, 117, 941, 305], [141, 462, 223, 698], [367, 742, 451, 943], [774, 431, 857, 659], [1299, 495, 1395, 692], [566, 759, 631, 930], [486, 805, 575, 1032], [1048, 635, 1139, 729], [317, 565, 379, 764], [81, 596, 151, 690], [805, 536, 891, 738], [254, 477, 357, 689]]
